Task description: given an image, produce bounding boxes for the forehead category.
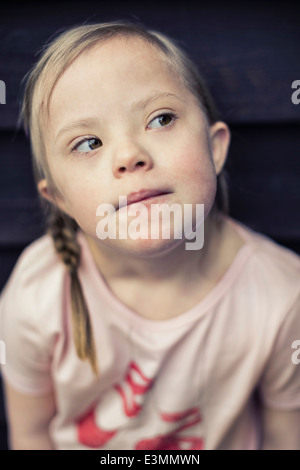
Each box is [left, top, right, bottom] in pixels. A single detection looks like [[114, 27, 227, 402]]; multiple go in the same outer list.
[[57, 36, 178, 85], [48, 37, 186, 118]]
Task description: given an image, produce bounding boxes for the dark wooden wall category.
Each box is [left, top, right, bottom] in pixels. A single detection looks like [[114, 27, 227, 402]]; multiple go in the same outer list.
[[0, 0, 299, 449]]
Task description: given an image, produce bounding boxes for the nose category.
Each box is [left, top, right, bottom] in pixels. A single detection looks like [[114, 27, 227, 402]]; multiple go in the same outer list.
[[112, 139, 154, 178]]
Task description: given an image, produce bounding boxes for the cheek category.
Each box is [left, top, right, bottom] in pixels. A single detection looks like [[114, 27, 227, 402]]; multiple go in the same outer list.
[[51, 167, 103, 226], [184, 161, 217, 217], [171, 133, 217, 209]]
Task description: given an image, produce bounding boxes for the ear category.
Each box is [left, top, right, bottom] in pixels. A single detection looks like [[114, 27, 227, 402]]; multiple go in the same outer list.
[[37, 179, 56, 205], [209, 121, 231, 175], [37, 179, 71, 216]]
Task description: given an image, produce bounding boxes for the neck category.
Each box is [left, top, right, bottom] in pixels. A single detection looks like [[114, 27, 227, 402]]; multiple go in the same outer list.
[[85, 211, 225, 286]]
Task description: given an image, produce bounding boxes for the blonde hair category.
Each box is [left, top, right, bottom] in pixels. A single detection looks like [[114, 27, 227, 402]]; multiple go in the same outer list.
[[20, 21, 227, 375]]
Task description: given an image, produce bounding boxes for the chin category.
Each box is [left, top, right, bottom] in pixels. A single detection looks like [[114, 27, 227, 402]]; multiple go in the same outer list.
[[109, 236, 186, 259]]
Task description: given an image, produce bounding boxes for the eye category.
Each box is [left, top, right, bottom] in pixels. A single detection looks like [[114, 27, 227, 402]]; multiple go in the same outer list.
[[72, 137, 102, 153], [147, 113, 176, 129]]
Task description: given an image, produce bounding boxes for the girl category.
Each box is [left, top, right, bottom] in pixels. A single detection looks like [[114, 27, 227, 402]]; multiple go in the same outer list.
[[0, 21, 299, 450]]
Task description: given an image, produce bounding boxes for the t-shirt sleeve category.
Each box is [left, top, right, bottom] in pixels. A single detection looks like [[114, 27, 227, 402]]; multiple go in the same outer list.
[[258, 290, 300, 410], [0, 252, 55, 396]]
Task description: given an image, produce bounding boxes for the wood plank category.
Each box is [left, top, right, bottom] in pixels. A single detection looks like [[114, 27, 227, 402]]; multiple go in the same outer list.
[[0, 1, 300, 127]]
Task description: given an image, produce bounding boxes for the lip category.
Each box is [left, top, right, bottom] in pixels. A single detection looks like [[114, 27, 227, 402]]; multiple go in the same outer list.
[[118, 189, 172, 209]]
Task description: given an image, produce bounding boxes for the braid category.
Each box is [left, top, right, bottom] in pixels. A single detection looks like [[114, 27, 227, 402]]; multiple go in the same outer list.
[[48, 208, 98, 375]]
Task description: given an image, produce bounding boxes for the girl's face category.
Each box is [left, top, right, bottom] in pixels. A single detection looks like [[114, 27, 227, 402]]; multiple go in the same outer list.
[[41, 37, 229, 256]]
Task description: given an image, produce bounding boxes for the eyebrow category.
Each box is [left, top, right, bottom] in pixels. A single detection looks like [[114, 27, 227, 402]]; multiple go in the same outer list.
[[55, 117, 100, 143], [131, 91, 183, 111], [55, 92, 182, 143]]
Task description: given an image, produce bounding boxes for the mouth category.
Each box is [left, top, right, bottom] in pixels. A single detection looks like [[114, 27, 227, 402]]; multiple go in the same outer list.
[[117, 189, 172, 210]]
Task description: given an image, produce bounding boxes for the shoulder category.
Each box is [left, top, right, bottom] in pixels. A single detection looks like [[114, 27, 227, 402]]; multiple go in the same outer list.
[[227, 216, 300, 313], [1, 233, 65, 297], [10, 233, 62, 277], [0, 233, 67, 334], [231, 217, 300, 277], [0, 234, 68, 394]]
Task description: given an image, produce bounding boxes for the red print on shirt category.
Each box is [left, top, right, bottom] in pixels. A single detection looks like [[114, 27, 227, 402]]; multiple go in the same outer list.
[[114, 361, 153, 417], [77, 361, 203, 449], [135, 407, 203, 450]]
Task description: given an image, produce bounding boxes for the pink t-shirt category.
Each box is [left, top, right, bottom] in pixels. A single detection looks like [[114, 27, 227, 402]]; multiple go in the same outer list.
[[0, 217, 300, 450]]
